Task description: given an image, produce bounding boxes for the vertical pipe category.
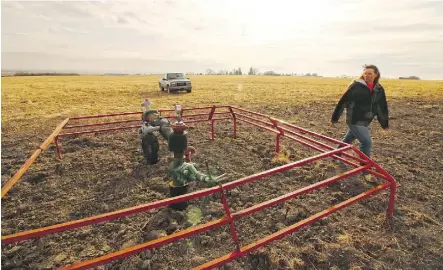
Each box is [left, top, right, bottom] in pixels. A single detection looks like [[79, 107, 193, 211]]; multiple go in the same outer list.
[[276, 134, 281, 154], [211, 119, 215, 140], [387, 183, 396, 219], [220, 188, 241, 251], [185, 150, 192, 163], [233, 118, 237, 138], [228, 106, 237, 138], [55, 136, 62, 160]]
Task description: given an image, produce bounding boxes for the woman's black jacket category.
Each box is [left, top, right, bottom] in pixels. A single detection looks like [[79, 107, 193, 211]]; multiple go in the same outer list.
[[331, 79, 389, 129]]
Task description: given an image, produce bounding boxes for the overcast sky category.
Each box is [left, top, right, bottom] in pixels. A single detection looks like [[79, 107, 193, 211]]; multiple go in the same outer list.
[[2, 0, 443, 79]]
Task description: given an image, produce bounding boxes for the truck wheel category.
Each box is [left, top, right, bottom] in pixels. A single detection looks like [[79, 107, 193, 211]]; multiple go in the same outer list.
[[186, 89, 192, 93], [159, 83, 164, 91]]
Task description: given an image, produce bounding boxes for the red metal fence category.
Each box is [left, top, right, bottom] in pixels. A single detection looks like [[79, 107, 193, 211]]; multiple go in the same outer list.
[[1, 105, 397, 270]]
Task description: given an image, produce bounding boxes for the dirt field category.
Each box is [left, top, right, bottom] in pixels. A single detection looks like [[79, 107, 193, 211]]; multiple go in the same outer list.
[[2, 75, 443, 269]]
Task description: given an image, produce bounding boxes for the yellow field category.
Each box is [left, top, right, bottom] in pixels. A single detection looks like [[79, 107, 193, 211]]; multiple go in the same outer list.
[[2, 75, 442, 135]]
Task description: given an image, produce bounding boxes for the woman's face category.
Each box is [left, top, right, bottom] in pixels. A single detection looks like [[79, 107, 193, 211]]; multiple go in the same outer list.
[[363, 68, 377, 84]]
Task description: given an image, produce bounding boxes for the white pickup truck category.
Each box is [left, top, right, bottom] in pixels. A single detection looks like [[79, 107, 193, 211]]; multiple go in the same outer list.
[[159, 73, 192, 93]]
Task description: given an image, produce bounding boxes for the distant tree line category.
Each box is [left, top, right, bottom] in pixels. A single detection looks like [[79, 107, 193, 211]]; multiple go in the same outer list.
[[399, 76, 420, 80], [204, 67, 321, 77], [14, 72, 80, 76], [205, 67, 244, 75]]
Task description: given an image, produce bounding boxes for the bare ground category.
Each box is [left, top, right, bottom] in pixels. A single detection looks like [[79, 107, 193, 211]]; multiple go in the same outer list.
[[2, 99, 443, 270]]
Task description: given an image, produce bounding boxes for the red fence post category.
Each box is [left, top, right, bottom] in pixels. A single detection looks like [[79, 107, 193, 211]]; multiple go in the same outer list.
[[271, 119, 283, 155], [219, 186, 241, 251], [211, 119, 215, 140], [233, 118, 237, 138], [276, 134, 281, 154], [228, 107, 237, 138], [209, 106, 216, 140]]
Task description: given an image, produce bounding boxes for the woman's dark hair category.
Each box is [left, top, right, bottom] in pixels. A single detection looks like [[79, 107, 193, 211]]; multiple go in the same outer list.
[[361, 64, 381, 85]]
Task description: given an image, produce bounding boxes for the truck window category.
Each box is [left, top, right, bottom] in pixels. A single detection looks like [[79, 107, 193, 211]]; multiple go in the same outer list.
[[167, 73, 185, 80]]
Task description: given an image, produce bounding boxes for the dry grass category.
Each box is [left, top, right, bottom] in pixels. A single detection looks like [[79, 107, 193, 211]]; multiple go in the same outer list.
[[2, 75, 442, 134]]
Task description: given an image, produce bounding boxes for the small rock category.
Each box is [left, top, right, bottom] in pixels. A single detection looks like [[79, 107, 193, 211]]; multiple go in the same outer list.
[[277, 209, 287, 223], [191, 255, 206, 266], [285, 208, 306, 224], [199, 235, 212, 247], [54, 253, 67, 263], [223, 262, 233, 270], [76, 229, 91, 240], [80, 245, 97, 257], [229, 188, 240, 197], [179, 243, 189, 254], [38, 261, 54, 270], [203, 215, 213, 222], [170, 210, 185, 223], [17, 204, 30, 213], [150, 182, 169, 194], [144, 250, 153, 259], [152, 263, 163, 269], [101, 244, 112, 252], [121, 217, 131, 224], [121, 239, 137, 249], [138, 260, 152, 270], [2, 260, 23, 269], [219, 232, 230, 240], [144, 230, 167, 241], [278, 258, 290, 269], [262, 157, 272, 164], [166, 222, 178, 235], [204, 202, 222, 216], [239, 193, 250, 202], [32, 194, 43, 202], [117, 229, 127, 238], [258, 257, 268, 268], [275, 223, 286, 231], [153, 216, 170, 229], [6, 245, 24, 256], [249, 217, 261, 226]]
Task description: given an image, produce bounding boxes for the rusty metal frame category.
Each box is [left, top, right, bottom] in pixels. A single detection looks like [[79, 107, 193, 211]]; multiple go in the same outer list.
[[1, 105, 398, 270]]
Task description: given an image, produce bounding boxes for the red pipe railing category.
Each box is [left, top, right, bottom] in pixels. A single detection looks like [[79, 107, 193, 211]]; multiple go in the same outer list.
[[1, 105, 397, 270], [69, 111, 141, 120], [195, 182, 391, 270], [64, 119, 142, 129], [1, 145, 353, 245]]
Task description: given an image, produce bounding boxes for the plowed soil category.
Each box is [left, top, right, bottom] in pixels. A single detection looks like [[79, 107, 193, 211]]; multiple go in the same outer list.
[[2, 76, 443, 270]]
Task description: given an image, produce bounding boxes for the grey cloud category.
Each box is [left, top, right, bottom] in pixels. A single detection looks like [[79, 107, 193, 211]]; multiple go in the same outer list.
[[123, 11, 138, 20], [116, 16, 129, 25], [48, 26, 89, 35], [2, 1, 443, 79], [373, 23, 443, 33], [1, 52, 221, 74], [327, 21, 442, 37], [1, 1, 23, 10], [327, 52, 443, 79], [44, 2, 94, 19], [412, 1, 443, 12]]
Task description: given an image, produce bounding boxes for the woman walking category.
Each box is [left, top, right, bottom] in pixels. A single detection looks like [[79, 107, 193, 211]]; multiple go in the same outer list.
[[330, 64, 389, 182]]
